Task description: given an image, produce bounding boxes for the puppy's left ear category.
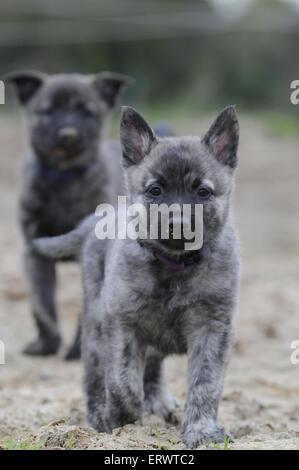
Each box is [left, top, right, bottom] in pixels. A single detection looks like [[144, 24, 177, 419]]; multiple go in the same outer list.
[[93, 72, 133, 108], [203, 106, 239, 169]]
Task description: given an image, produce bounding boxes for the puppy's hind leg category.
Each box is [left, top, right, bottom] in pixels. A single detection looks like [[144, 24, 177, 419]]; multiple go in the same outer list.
[[23, 249, 61, 356], [143, 349, 178, 424]]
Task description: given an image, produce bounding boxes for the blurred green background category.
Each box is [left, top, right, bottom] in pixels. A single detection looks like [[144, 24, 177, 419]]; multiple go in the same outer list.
[[0, 0, 298, 127]]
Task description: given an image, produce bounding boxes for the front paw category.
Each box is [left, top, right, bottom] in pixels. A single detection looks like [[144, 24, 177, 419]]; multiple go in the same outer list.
[[144, 390, 179, 424], [181, 422, 232, 449], [86, 410, 107, 433], [23, 336, 61, 356]]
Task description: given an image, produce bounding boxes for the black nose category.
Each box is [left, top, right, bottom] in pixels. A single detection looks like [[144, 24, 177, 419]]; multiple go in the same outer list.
[[57, 127, 79, 147]]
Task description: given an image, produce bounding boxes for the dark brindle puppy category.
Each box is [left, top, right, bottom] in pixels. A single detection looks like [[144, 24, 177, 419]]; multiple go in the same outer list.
[[6, 70, 131, 359]]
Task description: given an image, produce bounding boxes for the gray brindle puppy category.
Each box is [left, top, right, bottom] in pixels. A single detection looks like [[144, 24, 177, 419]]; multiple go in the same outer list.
[[33, 106, 240, 447], [6, 70, 131, 359]]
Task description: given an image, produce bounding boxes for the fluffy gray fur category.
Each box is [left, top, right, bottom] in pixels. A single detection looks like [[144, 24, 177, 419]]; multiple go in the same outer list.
[[33, 105, 240, 447]]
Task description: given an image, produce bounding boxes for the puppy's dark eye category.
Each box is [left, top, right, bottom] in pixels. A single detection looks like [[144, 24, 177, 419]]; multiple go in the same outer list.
[[148, 186, 162, 196], [198, 187, 212, 199], [77, 104, 96, 118]]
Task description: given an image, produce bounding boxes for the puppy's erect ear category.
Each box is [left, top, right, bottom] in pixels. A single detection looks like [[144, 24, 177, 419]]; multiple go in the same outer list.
[[5, 70, 46, 105], [93, 72, 133, 109], [203, 106, 239, 168], [120, 106, 157, 166]]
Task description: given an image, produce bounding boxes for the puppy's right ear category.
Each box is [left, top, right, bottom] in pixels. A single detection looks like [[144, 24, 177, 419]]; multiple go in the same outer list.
[[203, 106, 239, 169], [120, 106, 157, 166], [93, 72, 133, 109], [5, 70, 46, 105]]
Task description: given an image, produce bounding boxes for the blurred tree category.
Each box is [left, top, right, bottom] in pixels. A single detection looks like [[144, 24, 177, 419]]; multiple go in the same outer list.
[[0, 0, 298, 116]]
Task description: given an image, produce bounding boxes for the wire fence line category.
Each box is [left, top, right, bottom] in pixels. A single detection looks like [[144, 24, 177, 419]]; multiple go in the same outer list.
[[0, 0, 216, 19], [0, 12, 299, 47], [0, 2, 298, 46], [0, 0, 298, 20]]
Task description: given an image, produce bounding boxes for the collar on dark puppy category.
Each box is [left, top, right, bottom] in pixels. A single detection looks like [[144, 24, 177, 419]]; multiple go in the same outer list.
[[139, 241, 207, 272], [33, 161, 88, 182]]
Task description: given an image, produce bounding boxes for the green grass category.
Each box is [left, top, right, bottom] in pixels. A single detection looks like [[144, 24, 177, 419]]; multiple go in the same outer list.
[[3, 437, 45, 451], [150, 423, 162, 449], [150, 423, 170, 450], [258, 111, 298, 138], [65, 432, 76, 450], [209, 434, 232, 450]]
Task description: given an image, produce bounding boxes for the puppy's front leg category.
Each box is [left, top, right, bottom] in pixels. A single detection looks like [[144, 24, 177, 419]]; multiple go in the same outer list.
[[23, 249, 61, 356], [182, 320, 233, 448], [83, 323, 107, 432], [105, 323, 145, 431]]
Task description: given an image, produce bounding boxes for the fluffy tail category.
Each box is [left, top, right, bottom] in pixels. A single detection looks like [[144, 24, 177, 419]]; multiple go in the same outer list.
[[31, 214, 95, 259]]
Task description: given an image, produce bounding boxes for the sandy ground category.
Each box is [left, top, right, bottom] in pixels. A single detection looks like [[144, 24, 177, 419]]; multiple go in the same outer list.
[[0, 113, 299, 450]]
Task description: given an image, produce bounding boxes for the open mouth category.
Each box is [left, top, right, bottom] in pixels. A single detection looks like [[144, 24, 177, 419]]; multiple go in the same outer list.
[[52, 144, 83, 159], [151, 242, 206, 272]]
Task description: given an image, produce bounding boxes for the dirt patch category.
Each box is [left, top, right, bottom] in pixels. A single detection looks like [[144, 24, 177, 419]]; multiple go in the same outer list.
[[0, 114, 299, 449]]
